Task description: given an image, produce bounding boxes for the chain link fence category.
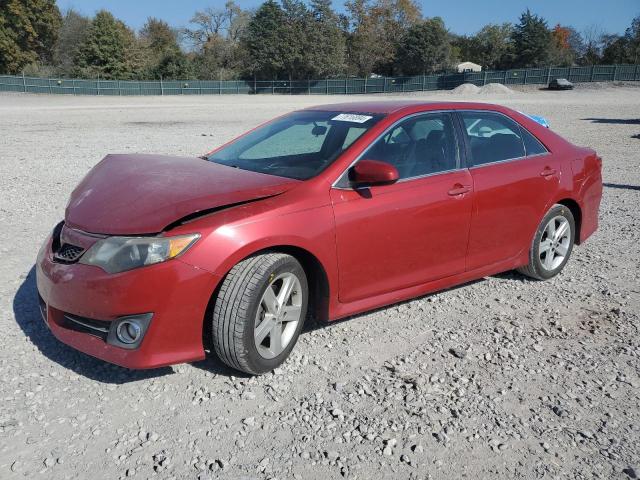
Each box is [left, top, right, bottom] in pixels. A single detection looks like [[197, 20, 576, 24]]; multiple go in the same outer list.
[[1, 64, 639, 96]]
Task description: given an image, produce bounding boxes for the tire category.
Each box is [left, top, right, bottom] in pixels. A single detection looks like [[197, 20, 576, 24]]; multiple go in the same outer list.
[[517, 204, 575, 280], [212, 253, 308, 375]]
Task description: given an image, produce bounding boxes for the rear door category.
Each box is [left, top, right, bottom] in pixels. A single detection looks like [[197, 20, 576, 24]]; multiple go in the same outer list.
[[330, 112, 473, 303], [458, 111, 560, 271]]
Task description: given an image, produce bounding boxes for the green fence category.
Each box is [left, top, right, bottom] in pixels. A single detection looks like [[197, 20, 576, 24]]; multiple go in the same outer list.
[[1, 64, 639, 96]]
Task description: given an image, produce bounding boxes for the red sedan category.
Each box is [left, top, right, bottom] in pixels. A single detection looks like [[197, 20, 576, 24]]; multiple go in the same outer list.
[[36, 101, 602, 375]]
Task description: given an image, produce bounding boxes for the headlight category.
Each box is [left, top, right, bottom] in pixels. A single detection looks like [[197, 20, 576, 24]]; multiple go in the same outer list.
[[79, 234, 200, 274]]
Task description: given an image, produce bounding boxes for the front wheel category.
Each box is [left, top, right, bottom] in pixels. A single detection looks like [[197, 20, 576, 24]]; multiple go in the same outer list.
[[517, 204, 575, 280], [212, 253, 308, 375]]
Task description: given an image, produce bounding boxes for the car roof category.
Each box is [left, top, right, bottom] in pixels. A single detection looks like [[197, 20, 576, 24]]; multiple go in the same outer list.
[[303, 101, 510, 115]]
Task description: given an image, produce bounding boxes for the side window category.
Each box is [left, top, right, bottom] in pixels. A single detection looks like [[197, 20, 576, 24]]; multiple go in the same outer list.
[[520, 127, 548, 156], [461, 112, 526, 166], [239, 122, 328, 160], [362, 113, 459, 180]]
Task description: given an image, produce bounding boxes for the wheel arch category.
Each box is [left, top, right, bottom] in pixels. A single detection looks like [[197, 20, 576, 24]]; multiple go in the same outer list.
[[202, 244, 331, 351], [555, 198, 582, 244]]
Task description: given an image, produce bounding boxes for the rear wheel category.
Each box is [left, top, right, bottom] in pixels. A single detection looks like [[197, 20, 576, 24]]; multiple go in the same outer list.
[[212, 253, 308, 375], [517, 204, 575, 280]]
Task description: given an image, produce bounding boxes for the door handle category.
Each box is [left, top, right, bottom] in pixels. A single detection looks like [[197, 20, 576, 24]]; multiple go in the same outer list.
[[448, 184, 471, 196], [540, 167, 557, 177]]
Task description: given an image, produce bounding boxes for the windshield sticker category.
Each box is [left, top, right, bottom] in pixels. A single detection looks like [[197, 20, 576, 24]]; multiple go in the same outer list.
[[331, 113, 373, 124]]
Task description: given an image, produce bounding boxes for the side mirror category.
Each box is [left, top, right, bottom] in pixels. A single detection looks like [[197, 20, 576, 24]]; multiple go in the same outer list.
[[350, 159, 399, 186]]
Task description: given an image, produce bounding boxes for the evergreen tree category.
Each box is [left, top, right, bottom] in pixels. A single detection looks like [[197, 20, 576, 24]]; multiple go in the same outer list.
[[306, 0, 346, 77], [511, 9, 552, 68], [0, 0, 62, 74], [242, 0, 287, 80], [74, 10, 141, 79], [280, 0, 309, 80]]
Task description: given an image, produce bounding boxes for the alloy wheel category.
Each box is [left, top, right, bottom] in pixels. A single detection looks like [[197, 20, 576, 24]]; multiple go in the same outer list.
[[539, 215, 571, 271], [254, 272, 303, 359]]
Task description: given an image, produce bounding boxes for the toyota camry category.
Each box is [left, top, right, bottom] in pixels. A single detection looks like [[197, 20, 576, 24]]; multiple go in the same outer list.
[[36, 101, 602, 375]]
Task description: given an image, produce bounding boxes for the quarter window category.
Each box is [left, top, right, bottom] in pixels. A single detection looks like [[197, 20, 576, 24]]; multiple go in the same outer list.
[[461, 112, 526, 166], [520, 127, 548, 156], [358, 112, 459, 180]]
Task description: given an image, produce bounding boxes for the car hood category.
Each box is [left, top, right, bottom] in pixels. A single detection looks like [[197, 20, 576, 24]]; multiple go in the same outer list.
[[65, 154, 299, 235]]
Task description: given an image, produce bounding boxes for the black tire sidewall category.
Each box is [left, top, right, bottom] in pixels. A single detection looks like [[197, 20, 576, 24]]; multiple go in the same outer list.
[[243, 257, 308, 374], [530, 205, 575, 280]]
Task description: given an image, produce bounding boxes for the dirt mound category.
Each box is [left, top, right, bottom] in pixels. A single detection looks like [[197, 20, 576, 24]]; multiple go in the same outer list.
[[478, 82, 515, 95], [450, 83, 480, 95]]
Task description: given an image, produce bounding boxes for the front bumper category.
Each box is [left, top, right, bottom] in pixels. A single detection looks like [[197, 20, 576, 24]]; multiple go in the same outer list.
[[36, 233, 221, 369]]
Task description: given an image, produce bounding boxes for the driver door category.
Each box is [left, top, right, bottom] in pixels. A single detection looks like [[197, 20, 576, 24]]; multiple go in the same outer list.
[[330, 112, 473, 304]]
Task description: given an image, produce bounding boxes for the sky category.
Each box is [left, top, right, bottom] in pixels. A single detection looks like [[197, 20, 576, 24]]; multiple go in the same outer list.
[[55, 0, 638, 36]]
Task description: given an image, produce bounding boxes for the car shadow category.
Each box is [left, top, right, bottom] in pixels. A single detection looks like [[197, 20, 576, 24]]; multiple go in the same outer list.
[[582, 118, 640, 125]]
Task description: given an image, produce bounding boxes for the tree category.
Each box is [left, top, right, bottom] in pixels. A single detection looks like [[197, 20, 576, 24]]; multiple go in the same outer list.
[[395, 17, 451, 75], [344, 0, 379, 76], [601, 14, 640, 65], [183, 1, 248, 49], [305, 0, 346, 77], [140, 18, 177, 56], [345, 0, 421, 76], [511, 9, 552, 68], [242, 0, 287, 79], [456, 23, 514, 69], [279, 0, 310, 80], [581, 24, 604, 65], [602, 34, 631, 64], [139, 18, 191, 79], [549, 24, 577, 66], [185, 1, 249, 79], [620, 14, 640, 64], [74, 10, 141, 79], [0, 0, 62, 74], [53, 9, 91, 76], [150, 49, 193, 79]]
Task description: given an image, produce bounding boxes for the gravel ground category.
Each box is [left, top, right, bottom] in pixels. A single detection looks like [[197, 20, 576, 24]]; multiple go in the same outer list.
[[0, 86, 639, 479]]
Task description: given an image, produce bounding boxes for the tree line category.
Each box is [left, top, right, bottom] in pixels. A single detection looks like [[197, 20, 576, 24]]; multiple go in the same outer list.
[[1, 0, 639, 80]]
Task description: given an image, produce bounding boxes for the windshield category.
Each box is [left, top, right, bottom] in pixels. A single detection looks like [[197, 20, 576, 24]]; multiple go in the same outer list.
[[207, 110, 385, 180]]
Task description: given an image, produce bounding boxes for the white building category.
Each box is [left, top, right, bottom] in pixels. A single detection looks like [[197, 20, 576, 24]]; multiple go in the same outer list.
[[457, 62, 482, 73]]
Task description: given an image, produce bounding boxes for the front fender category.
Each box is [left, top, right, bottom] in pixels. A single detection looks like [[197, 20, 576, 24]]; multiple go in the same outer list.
[[175, 203, 339, 308]]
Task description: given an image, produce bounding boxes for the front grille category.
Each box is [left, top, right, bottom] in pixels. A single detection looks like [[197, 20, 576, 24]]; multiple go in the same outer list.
[[54, 243, 85, 263], [61, 313, 111, 341]]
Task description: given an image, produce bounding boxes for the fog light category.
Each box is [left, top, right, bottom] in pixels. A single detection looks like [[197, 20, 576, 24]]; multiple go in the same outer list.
[[116, 320, 141, 344], [107, 313, 153, 349]]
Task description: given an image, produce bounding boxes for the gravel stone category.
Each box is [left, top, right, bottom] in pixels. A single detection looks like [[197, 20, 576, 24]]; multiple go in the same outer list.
[[1, 86, 639, 479]]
